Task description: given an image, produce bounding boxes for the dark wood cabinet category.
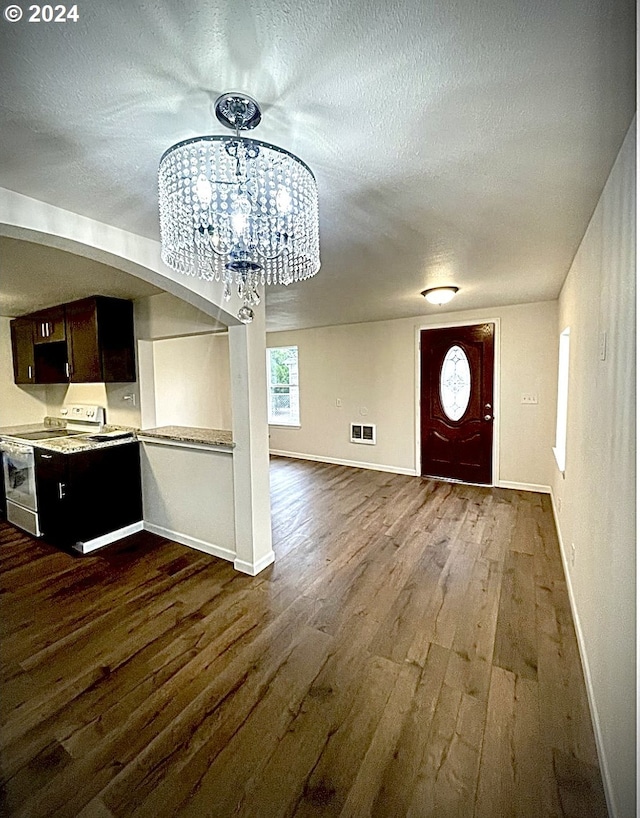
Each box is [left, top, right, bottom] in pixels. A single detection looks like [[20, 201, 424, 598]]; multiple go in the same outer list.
[[35, 449, 71, 543], [32, 306, 66, 344], [10, 295, 136, 385], [67, 297, 136, 383], [10, 318, 36, 384], [35, 442, 143, 547]]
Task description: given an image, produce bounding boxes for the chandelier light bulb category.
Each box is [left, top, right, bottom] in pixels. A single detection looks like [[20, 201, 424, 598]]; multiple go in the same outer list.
[[230, 195, 251, 234], [195, 174, 212, 207], [276, 186, 291, 214]]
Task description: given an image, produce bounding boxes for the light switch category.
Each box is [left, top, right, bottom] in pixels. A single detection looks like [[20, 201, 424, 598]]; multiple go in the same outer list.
[[599, 331, 607, 361]]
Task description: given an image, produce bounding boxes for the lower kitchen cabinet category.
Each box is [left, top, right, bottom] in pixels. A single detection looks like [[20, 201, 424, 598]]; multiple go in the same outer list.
[[35, 443, 142, 547]]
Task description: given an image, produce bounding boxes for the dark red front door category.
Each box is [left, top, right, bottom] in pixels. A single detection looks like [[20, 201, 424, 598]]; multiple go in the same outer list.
[[420, 323, 495, 484]]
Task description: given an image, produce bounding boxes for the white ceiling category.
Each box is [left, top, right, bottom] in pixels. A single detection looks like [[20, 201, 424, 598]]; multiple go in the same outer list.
[[0, 0, 635, 330]]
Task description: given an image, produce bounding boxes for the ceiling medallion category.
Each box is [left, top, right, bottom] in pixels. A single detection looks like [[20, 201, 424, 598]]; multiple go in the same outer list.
[[421, 286, 459, 305], [158, 93, 321, 324]]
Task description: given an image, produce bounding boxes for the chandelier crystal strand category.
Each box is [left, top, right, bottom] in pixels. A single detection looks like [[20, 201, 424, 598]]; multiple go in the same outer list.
[[158, 94, 320, 323]]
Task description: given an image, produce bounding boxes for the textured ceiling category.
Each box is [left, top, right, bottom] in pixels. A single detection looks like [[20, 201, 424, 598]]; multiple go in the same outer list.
[[0, 0, 635, 329]]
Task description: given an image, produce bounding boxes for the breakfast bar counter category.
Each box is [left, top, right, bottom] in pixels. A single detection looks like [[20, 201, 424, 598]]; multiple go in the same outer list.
[[137, 425, 234, 449]]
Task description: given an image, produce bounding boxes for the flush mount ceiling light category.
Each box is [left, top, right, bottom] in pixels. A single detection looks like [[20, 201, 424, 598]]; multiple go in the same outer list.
[[421, 286, 459, 305], [158, 92, 320, 324]]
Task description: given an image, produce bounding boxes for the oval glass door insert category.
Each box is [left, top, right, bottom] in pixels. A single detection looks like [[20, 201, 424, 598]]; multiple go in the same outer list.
[[440, 345, 471, 421]]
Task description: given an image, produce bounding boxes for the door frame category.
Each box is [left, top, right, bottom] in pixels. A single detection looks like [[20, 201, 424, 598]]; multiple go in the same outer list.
[[414, 317, 501, 485]]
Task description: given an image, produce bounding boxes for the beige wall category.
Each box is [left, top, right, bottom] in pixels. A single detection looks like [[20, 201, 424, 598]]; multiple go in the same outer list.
[[551, 120, 635, 818], [0, 316, 48, 425], [140, 440, 235, 558], [152, 333, 232, 429], [268, 300, 558, 488], [45, 381, 141, 428], [135, 292, 226, 340]]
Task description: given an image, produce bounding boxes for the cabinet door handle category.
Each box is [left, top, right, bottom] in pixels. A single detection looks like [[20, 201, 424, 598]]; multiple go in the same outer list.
[[65, 362, 70, 378], [58, 482, 66, 500], [40, 322, 45, 338], [41, 454, 53, 459], [27, 365, 32, 379]]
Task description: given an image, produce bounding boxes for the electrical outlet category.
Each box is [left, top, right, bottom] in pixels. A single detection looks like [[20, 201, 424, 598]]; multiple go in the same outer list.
[[336, 398, 342, 408], [521, 393, 538, 405]]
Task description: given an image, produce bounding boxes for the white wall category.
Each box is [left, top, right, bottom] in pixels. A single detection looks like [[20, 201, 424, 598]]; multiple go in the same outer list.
[[268, 300, 558, 488], [551, 120, 635, 818], [0, 316, 48, 425], [152, 333, 232, 429]]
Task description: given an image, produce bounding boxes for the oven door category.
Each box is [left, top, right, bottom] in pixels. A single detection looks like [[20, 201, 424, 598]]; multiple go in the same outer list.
[[1, 442, 38, 512]]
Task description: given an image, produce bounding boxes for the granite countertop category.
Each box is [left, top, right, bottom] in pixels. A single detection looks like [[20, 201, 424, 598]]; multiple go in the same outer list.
[[0, 422, 235, 452], [138, 425, 235, 448], [32, 430, 138, 454], [0, 422, 138, 454]]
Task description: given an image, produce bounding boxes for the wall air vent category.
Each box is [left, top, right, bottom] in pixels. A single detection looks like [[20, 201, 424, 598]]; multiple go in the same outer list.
[[350, 423, 376, 445]]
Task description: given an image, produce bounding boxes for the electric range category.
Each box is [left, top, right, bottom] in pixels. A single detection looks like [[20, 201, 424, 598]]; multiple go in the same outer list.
[[0, 404, 106, 536]]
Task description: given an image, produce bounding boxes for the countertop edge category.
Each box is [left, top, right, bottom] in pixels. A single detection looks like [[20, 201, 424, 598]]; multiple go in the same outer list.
[[136, 426, 235, 449]]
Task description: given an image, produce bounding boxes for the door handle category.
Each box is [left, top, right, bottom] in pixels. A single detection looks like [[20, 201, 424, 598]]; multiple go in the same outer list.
[[484, 414, 493, 421]]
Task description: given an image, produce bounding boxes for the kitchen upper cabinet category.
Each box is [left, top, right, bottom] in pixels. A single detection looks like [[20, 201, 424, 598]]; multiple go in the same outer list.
[[32, 305, 66, 344], [10, 318, 35, 384], [10, 295, 136, 385], [66, 296, 136, 383]]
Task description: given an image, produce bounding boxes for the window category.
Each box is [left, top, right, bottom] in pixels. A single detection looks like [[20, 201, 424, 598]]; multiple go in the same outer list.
[[267, 346, 300, 426], [553, 327, 570, 472]]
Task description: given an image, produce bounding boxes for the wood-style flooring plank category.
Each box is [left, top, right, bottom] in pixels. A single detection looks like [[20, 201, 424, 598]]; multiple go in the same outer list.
[[0, 457, 607, 817]]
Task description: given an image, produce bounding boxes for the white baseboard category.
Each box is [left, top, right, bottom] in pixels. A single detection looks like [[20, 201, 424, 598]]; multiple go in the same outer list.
[[269, 449, 418, 476], [142, 522, 236, 564], [549, 492, 616, 818], [234, 550, 276, 576], [74, 521, 144, 554], [495, 480, 551, 494]]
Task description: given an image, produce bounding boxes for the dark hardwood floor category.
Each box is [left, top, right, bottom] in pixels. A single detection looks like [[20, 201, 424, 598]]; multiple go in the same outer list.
[[0, 457, 607, 817]]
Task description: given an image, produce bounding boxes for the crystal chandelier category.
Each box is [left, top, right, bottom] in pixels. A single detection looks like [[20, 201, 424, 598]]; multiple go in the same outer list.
[[158, 93, 320, 323]]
